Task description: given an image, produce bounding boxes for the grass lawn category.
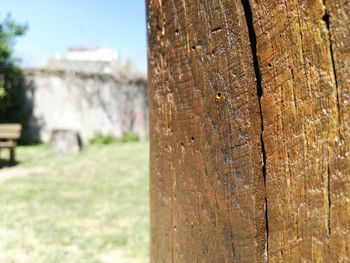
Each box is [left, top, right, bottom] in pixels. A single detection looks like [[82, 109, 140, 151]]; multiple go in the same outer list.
[[0, 142, 149, 263]]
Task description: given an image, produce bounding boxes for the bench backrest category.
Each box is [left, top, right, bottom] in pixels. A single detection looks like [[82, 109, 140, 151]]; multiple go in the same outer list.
[[0, 124, 22, 140]]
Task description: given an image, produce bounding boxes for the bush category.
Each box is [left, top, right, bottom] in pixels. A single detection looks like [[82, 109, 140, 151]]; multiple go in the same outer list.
[[89, 132, 140, 145], [89, 134, 116, 145], [120, 132, 140, 143]]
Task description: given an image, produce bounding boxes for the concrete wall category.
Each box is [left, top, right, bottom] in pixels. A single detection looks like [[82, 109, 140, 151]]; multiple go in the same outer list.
[[24, 69, 148, 143]]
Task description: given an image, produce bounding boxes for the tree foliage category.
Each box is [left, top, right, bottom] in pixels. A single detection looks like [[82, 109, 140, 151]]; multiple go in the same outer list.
[[0, 14, 28, 122]]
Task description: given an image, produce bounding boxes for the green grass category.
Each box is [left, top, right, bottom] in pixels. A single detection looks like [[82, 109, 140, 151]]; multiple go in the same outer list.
[[0, 142, 149, 263]]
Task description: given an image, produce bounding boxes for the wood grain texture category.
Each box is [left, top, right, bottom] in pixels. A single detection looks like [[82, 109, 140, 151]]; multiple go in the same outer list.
[[249, 0, 350, 262], [147, 0, 350, 262], [147, 0, 266, 262], [323, 0, 350, 261]]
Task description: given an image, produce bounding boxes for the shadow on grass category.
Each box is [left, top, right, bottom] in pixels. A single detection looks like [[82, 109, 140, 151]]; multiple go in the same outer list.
[[0, 158, 20, 169]]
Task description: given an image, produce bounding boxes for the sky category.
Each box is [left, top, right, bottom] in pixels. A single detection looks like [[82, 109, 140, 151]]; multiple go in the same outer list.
[[0, 0, 148, 73]]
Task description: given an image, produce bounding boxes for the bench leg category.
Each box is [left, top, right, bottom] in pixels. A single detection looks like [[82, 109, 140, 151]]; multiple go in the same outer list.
[[9, 147, 15, 165]]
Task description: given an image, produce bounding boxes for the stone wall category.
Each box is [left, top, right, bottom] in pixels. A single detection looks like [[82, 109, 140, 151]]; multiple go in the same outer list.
[[23, 68, 148, 143]]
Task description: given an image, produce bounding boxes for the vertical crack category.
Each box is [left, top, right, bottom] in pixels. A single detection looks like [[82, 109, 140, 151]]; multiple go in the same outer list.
[[322, 0, 337, 242], [240, 0, 268, 261], [322, 0, 342, 141], [327, 164, 331, 235], [322, 4, 338, 89]]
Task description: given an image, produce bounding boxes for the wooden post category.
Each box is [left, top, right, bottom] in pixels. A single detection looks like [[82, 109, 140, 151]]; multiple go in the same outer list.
[[9, 147, 15, 165], [147, 0, 350, 262]]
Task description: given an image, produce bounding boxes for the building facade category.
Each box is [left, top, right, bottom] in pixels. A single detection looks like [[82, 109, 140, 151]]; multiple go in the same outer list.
[[23, 48, 148, 143]]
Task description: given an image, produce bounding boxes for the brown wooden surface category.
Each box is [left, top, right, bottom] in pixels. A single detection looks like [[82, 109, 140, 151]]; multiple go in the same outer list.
[[147, 0, 266, 262], [250, 0, 350, 261], [324, 0, 350, 261], [0, 124, 22, 140], [147, 0, 349, 262]]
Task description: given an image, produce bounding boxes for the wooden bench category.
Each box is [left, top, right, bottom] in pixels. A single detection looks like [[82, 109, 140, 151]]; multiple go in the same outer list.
[[0, 124, 22, 164]]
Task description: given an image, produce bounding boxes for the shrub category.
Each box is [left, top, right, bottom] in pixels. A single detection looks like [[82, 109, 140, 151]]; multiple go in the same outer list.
[[89, 132, 140, 145], [89, 134, 116, 145], [120, 132, 140, 143]]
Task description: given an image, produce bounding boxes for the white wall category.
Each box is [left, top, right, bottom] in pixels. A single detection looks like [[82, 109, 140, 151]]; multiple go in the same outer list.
[[25, 70, 148, 143]]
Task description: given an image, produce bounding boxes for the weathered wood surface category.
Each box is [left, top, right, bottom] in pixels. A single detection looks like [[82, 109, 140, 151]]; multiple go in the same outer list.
[[324, 1, 350, 261], [147, 0, 349, 262], [147, 0, 266, 261], [250, 0, 350, 261]]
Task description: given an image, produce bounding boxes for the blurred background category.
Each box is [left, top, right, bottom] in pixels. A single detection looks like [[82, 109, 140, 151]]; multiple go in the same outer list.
[[0, 1, 149, 262]]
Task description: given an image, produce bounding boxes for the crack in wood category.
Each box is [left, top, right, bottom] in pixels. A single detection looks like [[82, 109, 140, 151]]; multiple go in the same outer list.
[[327, 164, 331, 236], [322, 0, 342, 142], [240, 0, 269, 261]]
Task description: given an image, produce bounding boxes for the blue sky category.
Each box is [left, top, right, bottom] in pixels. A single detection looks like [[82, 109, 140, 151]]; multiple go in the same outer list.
[[0, 0, 148, 73]]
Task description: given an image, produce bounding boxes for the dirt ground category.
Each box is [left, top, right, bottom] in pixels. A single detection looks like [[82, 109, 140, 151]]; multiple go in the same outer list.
[[0, 166, 47, 183]]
